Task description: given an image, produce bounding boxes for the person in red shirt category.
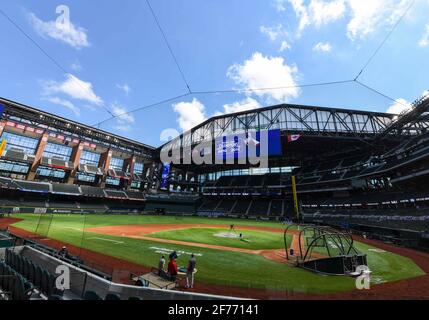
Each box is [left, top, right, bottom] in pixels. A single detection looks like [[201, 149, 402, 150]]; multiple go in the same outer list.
[[167, 257, 178, 282]]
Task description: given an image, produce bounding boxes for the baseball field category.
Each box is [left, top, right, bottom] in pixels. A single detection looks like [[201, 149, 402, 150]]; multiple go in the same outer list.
[[3, 214, 427, 299]]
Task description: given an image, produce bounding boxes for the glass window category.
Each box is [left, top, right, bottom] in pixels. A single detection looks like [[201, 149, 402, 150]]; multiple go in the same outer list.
[[43, 142, 72, 161], [0, 160, 30, 174], [110, 157, 124, 171], [77, 173, 96, 183], [134, 162, 144, 175], [36, 166, 66, 179], [80, 150, 101, 166], [0, 132, 39, 155], [131, 181, 141, 189], [106, 177, 120, 186]]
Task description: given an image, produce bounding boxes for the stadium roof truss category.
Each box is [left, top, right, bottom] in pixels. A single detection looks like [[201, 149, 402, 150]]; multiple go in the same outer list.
[[375, 92, 429, 139], [164, 104, 400, 150]]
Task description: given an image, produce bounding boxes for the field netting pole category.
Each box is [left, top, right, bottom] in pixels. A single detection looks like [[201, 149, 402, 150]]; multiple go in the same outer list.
[[291, 175, 300, 222], [78, 212, 88, 261], [34, 210, 54, 240]]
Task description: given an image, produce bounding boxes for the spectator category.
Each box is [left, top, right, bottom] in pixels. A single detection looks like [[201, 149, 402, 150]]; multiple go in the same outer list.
[[58, 246, 69, 258], [186, 254, 197, 289], [167, 256, 178, 282], [158, 255, 166, 276], [169, 251, 178, 260]]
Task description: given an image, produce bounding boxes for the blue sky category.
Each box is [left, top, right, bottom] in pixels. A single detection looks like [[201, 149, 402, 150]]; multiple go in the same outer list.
[[0, 0, 428, 147]]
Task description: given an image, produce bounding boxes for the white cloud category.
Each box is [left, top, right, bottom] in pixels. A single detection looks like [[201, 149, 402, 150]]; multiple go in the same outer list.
[[346, 0, 412, 40], [260, 24, 289, 41], [386, 98, 411, 114], [287, 0, 345, 34], [313, 41, 332, 52], [273, 0, 288, 12], [309, 0, 346, 27], [111, 103, 135, 132], [288, 0, 311, 33], [227, 52, 300, 103], [46, 97, 80, 116], [70, 62, 83, 71], [27, 12, 89, 49], [260, 24, 291, 51], [347, 0, 387, 40], [215, 98, 262, 116], [280, 41, 292, 52], [172, 98, 207, 131], [42, 74, 102, 106], [419, 24, 429, 47], [285, 0, 411, 40], [116, 83, 132, 95]]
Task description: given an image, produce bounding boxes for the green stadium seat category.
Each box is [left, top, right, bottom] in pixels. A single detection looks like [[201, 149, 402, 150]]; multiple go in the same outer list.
[[105, 293, 121, 300], [84, 291, 102, 300], [128, 296, 143, 301], [41, 269, 50, 295], [34, 265, 43, 288]]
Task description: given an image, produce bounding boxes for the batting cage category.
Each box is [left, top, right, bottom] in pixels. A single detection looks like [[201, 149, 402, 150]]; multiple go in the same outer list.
[[284, 224, 367, 275]]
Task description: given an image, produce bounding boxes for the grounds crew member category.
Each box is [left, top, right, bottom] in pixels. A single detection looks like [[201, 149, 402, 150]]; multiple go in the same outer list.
[[186, 254, 197, 289]]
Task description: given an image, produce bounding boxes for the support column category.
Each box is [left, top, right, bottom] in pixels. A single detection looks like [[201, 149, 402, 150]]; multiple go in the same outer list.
[[123, 155, 136, 189], [142, 162, 151, 177], [0, 120, 5, 137], [98, 149, 112, 187], [27, 133, 49, 181], [0, 121, 5, 157], [67, 141, 84, 184], [141, 162, 152, 190], [153, 163, 163, 190]]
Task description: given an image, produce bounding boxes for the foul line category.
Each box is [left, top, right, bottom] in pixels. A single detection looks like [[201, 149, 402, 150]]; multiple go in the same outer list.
[[86, 237, 124, 244]]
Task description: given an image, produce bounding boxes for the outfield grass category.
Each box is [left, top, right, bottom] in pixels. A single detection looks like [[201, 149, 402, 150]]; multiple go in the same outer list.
[[9, 214, 425, 295]]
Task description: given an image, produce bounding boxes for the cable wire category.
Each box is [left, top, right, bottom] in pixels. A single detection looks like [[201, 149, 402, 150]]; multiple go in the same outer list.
[[354, 0, 415, 81], [0, 7, 116, 118], [354, 80, 410, 108], [145, 0, 192, 94], [93, 92, 191, 127], [93, 79, 356, 126], [0, 3, 415, 128], [191, 79, 355, 95]]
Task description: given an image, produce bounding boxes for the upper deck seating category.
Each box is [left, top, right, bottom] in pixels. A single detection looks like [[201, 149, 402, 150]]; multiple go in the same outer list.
[[51, 183, 80, 195], [14, 180, 50, 193], [104, 189, 128, 199], [125, 191, 145, 200]]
